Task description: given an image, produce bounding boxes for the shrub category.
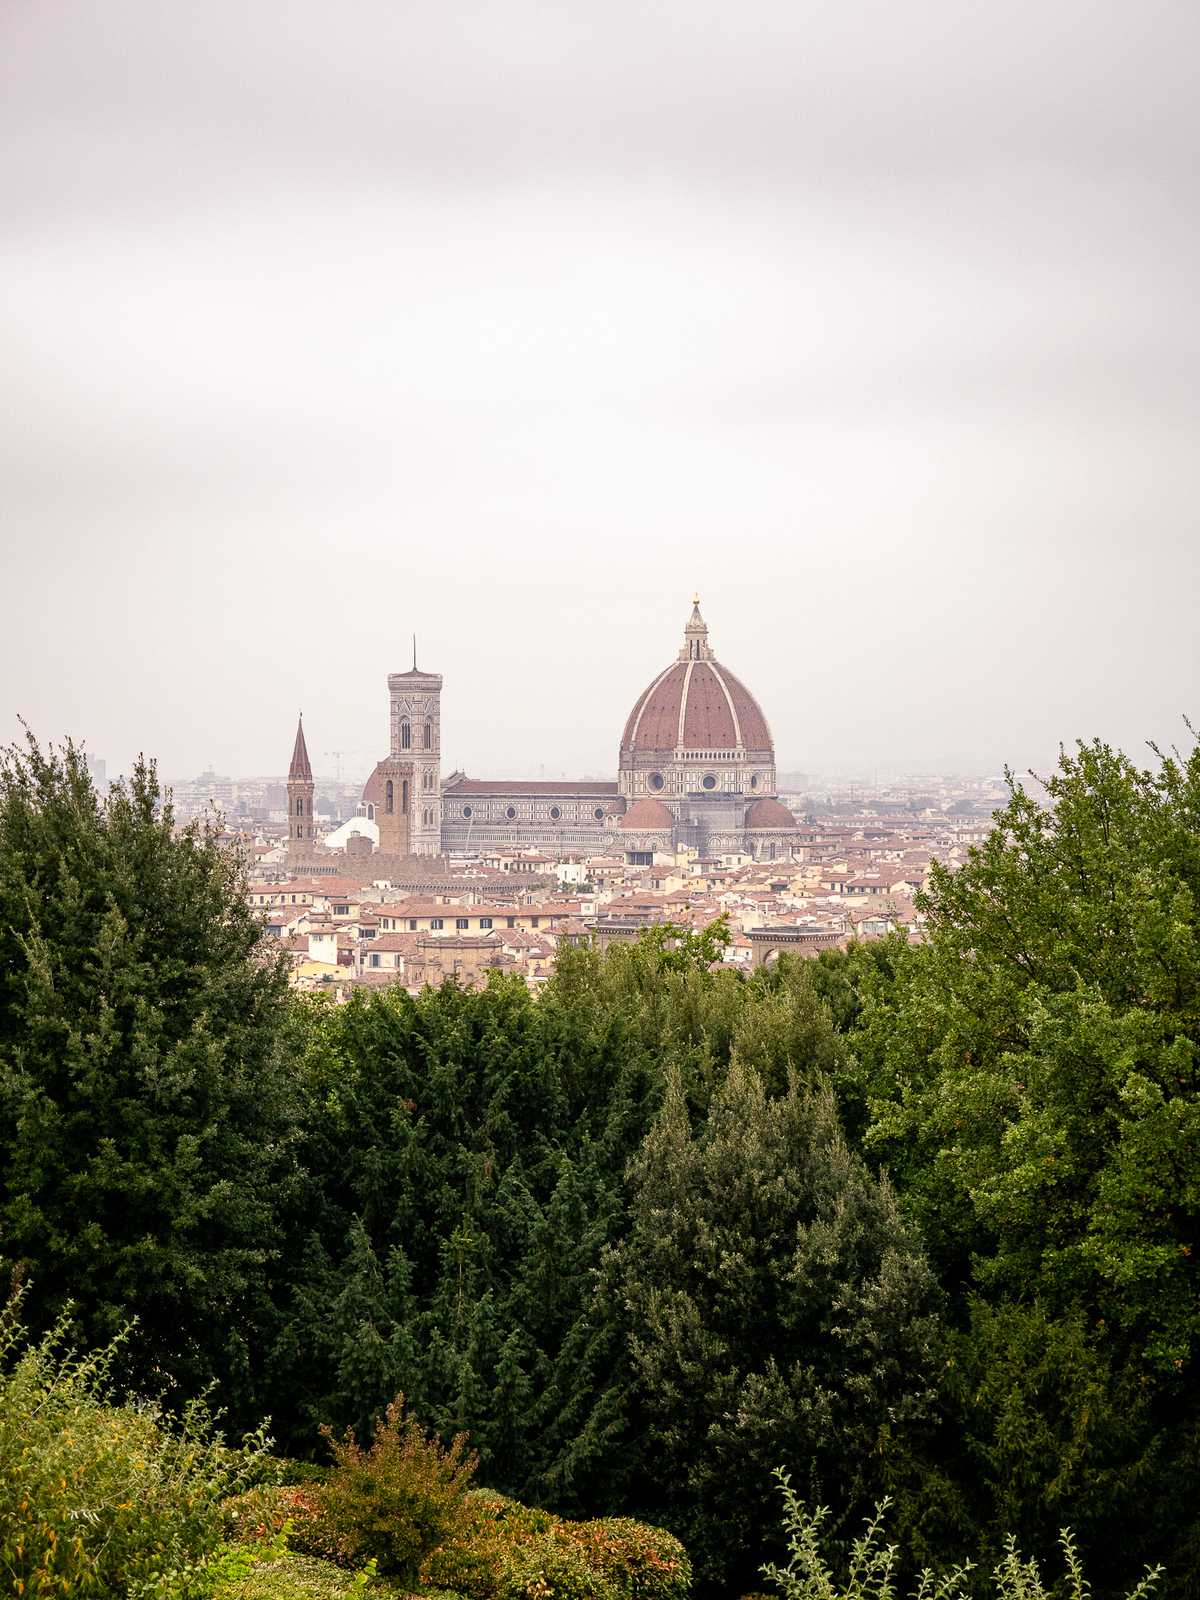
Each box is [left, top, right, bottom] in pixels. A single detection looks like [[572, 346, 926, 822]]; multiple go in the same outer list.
[[466, 1488, 558, 1537], [311, 1394, 478, 1584], [0, 1301, 272, 1598], [424, 1493, 688, 1600], [223, 1483, 324, 1544], [494, 1534, 618, 1600], [422, 1490, 559, 1600], [561, 1520, 691, 1600], [761, 1471, 1163, 1600]]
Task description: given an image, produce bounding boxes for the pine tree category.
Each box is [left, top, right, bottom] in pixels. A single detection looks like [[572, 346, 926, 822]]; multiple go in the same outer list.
[[607, 1059, 942, 1589]]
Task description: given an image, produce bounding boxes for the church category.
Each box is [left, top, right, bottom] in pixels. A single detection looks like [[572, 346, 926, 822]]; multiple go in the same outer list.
[[286, 600, 798, 869]]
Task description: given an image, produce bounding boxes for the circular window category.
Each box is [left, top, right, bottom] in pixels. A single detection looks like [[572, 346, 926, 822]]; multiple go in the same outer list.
[[702, 774, 717, 790], [594, 807, 605, 820], [462, 805, 472, 818], [648, 772, 665, 791], [750, 774, 759, 790], [550, 806, 562, 820], [506, 806, 517, 819]]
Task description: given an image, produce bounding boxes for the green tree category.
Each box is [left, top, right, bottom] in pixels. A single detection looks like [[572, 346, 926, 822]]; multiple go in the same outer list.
[[270, 972, 641, 1493], [854, 733, 1200, 1593], [0, 730, 297, 1419], [861, 736, 1200, 1355], [607, 1059, 943, 1590]]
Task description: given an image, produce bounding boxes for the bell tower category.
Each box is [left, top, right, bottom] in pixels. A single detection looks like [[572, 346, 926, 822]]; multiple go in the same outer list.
[[286, 713, 315, 864], [387, 639, 443, 856]]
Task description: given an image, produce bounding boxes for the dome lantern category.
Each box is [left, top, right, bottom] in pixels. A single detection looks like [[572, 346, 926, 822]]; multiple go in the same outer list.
[[679, 594, 715, 662]]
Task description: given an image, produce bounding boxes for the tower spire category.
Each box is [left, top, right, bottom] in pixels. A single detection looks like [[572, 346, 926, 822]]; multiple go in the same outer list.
[[413, 633, 417, 671], [288, 712, 313, 781]]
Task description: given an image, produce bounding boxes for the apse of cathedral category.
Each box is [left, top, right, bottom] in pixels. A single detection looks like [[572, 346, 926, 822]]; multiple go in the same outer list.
[[287, 601, 798, 869]]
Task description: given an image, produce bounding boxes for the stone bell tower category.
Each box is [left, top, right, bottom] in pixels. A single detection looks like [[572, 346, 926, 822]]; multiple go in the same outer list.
[[387, 639, 442, 856], [286, 713, 315, 864]]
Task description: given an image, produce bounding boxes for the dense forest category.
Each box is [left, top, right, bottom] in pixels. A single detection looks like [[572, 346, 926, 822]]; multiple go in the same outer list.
[[2, 726, 1199, 1596]]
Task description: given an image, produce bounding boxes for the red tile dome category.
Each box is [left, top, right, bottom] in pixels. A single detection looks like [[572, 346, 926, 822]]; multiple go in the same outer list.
[[618, 796, 675, 831], [621, 603, 773, 756], [746, 796, 797, 829]]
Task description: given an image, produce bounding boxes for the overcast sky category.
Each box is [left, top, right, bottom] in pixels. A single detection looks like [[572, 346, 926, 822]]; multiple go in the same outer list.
[[2, 1, 1197, 785]]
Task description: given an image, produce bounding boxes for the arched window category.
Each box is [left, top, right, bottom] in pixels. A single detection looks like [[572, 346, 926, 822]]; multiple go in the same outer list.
[[401, 720, 411, 749], [423, 721, 432, 749], [385, 780, 394, 815], [402, 780, 409, 813]]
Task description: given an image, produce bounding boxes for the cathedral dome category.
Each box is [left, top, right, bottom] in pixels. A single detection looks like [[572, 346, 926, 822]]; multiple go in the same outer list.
[[620, 600, 773, 757]]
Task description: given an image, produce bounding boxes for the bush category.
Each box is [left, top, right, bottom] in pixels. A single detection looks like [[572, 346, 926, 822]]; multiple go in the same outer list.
[[466, 1488, 558, 1537], [561, 1520, 690, 1600], [424, 1492, 688, 1600], [223, 1426, 692, 1600], [494, 1535, 617, 1600], [0, 1300, 272, 1598], [223, 1483, 325, 1544], [761, 1471, 1164, 1600], [310, 1395, 478, 1584]]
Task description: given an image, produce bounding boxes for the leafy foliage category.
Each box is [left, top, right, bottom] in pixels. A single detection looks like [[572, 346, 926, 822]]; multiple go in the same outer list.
[[0, 1296, 272, 1598], [852, 734, 1200, 1590], [0, 730, 297, 1420], [9, 717, 1200, 1596], [213, 1549, 389, 1599], [424, 1489, 690, 1600], [760, 1471, 1162, 1600], [309, 1396, 477, 1583], [859, 737, 1200, 1359]]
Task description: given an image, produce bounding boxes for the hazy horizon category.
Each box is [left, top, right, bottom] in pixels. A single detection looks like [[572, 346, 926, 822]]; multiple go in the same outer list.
[[3, 1, 1198, 784]]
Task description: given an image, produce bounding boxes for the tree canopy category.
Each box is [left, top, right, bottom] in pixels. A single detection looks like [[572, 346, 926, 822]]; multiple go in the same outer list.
[[5, 725, 1200, 1595], [854, 734, 1200, 1588], [0, 730, 297, 1413]]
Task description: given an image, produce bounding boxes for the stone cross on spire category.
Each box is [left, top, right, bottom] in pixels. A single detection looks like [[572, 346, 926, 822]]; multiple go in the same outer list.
[[288, 713, 313, 781], [680, 594, 714, 662]]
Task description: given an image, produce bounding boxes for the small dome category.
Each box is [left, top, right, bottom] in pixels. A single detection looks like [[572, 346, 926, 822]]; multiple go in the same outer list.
[[618, 796, 675, 831], [746, 797, 797, 829]]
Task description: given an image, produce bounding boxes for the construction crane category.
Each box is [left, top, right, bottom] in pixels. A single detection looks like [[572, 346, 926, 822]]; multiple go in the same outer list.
[[325, 750, 348, 781]]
